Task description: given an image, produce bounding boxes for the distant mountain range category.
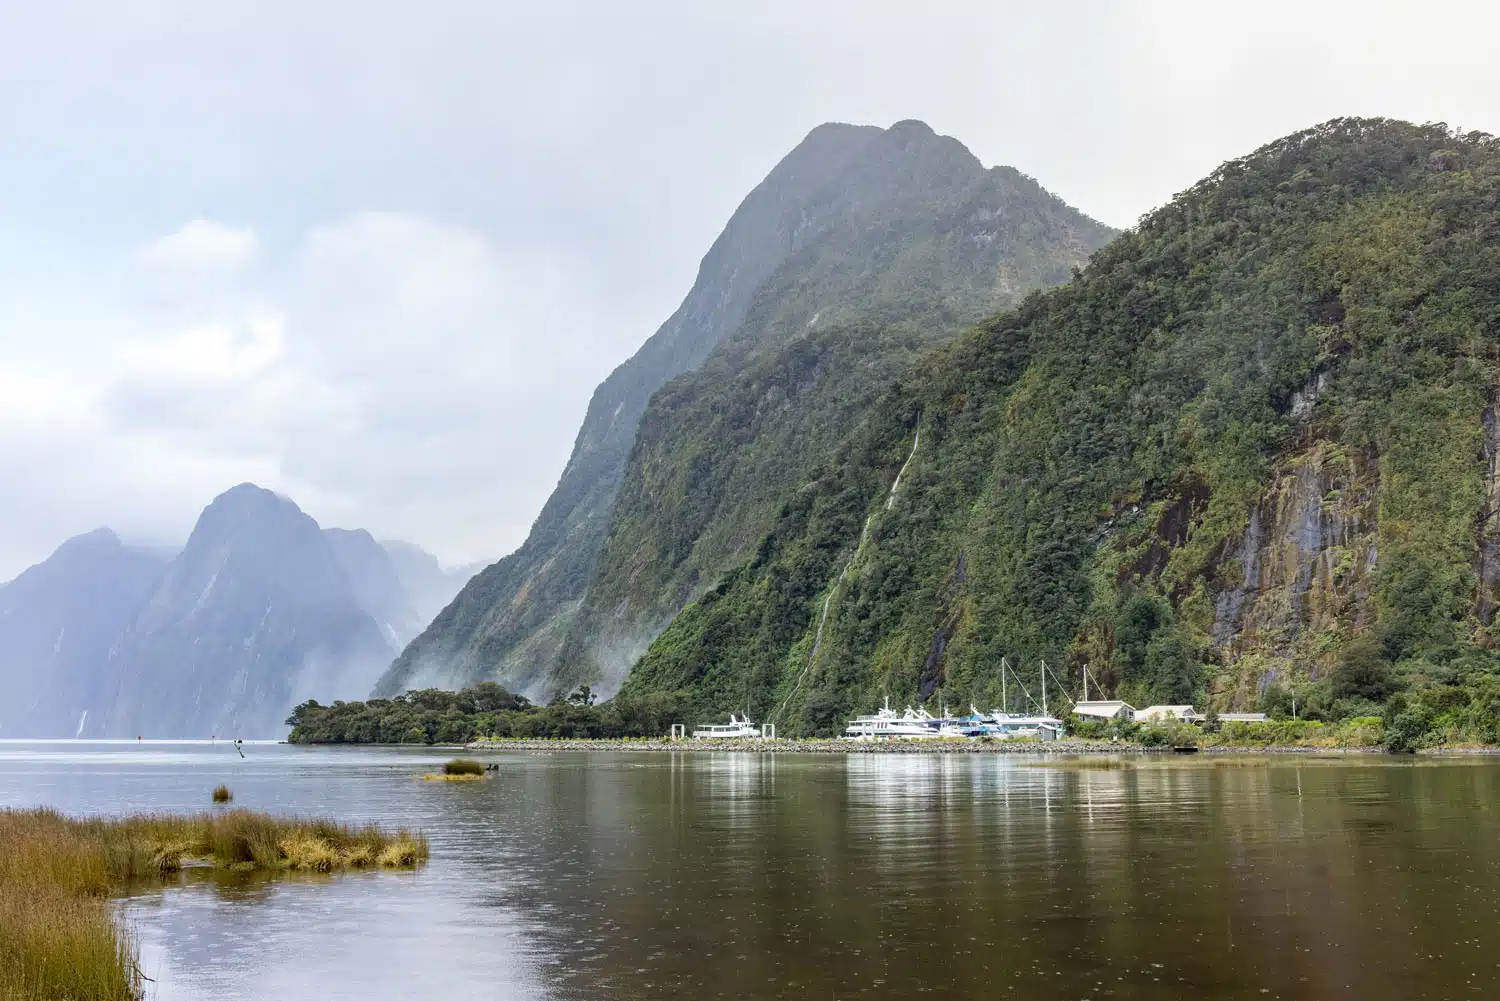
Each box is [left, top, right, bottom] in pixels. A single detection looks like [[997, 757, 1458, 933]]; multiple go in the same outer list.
[[0, 484, 478, 738]]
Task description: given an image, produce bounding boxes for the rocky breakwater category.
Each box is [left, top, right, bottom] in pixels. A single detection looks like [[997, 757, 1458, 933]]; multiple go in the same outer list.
[[465, 737, 1148, 754]]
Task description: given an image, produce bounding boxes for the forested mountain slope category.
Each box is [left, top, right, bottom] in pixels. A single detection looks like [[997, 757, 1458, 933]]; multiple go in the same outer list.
[[623, 119, 1500, 741], [380, 120, 1113, 698]]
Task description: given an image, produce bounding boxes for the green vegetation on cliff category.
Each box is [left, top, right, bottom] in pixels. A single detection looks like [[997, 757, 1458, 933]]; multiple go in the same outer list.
[[379, 120, 1113, 701], [621, 119, 1500, 745]]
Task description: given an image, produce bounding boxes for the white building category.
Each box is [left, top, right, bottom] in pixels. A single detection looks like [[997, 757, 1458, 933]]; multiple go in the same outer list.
[[1136, 705, 1205, 723], [1217, 712, 1270, 724], [1071, 700, 1136, 721]]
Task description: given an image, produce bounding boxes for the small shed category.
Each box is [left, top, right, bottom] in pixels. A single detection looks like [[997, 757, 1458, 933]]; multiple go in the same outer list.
[[1217, 712, 1270, 724]]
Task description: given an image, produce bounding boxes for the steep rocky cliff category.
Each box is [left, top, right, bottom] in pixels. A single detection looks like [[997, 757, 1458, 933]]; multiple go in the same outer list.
[[380, 119, 1114, 698], [623, 119, 1500, 735]]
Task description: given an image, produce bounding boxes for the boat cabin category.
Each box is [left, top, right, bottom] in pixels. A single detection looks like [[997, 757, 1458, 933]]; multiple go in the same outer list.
[[692, 713, 765, 739]]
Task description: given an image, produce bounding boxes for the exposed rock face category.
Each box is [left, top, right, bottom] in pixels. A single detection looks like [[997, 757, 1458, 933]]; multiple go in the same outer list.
[[380, 119, 1114, 699], [0, 530, 168, 737], [1207, 441, 1380, 705], [1474, 401, 1500, 626]]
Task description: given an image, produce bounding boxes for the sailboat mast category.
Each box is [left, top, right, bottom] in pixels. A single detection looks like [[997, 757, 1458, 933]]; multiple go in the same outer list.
[[1001, 657, 1008, 713], [1082, 663, 1088, 702], [1041, 660, 1048, 715]]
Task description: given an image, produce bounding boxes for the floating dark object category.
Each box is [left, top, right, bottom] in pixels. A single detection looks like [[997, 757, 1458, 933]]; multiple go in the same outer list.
[[1172, 745, 1200, 754]]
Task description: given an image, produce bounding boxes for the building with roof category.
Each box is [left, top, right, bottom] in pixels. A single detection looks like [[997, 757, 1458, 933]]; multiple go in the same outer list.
[[1071, 700, 1136, 721], [1136, 705, 1205, 723]]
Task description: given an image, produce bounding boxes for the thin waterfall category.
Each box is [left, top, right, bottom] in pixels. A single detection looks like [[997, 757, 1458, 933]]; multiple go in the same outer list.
[[773, 420, 920, 723], [886, 424, 920, 509]]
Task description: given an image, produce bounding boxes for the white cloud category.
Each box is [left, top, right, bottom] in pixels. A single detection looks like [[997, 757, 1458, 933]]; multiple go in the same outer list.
[[3, 0, 1500, 580], [138, 220, 259, 273], [0, 209, 630, 577], [117, 313, 285, 386]]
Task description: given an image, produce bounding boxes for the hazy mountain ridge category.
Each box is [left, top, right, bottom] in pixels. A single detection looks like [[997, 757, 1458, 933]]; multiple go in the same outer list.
[[380, 119, 1114, 698], [0, 487, 466, 737], [0, 529, 170, 737], [92, 485, 397, 737], [621, 119, 1500, 743]]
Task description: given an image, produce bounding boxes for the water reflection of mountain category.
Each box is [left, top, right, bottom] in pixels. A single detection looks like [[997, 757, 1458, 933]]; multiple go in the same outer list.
[[8, 744, 1499, 1000], [497, 754, 1500, 1001]]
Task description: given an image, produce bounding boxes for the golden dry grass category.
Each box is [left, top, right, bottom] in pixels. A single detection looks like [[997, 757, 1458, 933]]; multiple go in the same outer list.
[[0, 808, 428, 1000], [211, 784, 232, 803]]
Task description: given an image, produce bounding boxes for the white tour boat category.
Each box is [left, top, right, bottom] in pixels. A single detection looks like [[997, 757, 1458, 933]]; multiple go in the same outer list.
[[843, 698, 943, 740], [692, 713, 763, 739]]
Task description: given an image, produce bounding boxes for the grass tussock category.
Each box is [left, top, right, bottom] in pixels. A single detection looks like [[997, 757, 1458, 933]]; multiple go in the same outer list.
[[0, 808, 428, 1001], [442, 758, 485, 776], [211, 784, 232, 804], [422, 758, 488, 781]]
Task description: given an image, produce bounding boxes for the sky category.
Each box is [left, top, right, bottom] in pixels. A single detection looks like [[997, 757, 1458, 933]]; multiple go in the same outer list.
[[2, 0, 1499, 579]]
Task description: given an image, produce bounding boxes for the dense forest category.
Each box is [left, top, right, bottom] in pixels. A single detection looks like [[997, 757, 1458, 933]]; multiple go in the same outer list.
[[618, 119, 1500, 748], [285, 685, 686, 744]]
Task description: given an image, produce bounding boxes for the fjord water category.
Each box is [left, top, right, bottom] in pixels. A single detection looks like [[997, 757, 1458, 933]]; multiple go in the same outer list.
[[1, 744, 1497, 999]]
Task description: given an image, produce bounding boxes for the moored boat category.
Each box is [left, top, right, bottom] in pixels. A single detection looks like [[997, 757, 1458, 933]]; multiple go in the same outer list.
[[842, 699, 943, 740], [692, 713, 763, 739]]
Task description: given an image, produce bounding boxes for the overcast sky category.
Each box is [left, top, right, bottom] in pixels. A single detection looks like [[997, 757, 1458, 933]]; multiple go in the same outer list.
[[2, 1, 1498, 578]]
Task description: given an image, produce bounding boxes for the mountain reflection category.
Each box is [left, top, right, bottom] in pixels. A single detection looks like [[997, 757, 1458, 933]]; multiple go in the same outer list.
[[3, 743, 1497, 1000]]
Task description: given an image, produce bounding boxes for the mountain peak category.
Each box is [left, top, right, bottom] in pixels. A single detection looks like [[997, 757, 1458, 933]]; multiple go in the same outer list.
[[886, 118, 937, 136], [211, 482, 296, 509], [378, 118, 1116, 699], [58, 527, 122, 551]]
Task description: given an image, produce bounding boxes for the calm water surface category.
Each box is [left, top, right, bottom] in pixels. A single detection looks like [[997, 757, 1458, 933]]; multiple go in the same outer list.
[[1, 742, 1497, 1000]]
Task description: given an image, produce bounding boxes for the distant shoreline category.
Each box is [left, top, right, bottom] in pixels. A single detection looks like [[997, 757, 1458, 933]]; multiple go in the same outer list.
[[459, 737, 1423, 755]]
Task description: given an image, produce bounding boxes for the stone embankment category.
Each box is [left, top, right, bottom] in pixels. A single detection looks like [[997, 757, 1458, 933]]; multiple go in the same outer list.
[[465, 737, 1149, 754]]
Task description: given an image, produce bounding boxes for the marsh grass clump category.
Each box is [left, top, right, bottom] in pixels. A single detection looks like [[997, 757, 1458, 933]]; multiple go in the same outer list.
[[442, 758, 485, 776], [422, 758, 488, 781], [0, 808, 429, 1001], [211, 784, 232, 804]]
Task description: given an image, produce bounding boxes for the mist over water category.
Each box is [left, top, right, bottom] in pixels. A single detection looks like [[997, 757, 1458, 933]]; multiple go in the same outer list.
[[1, 743, 1497, 1000]]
